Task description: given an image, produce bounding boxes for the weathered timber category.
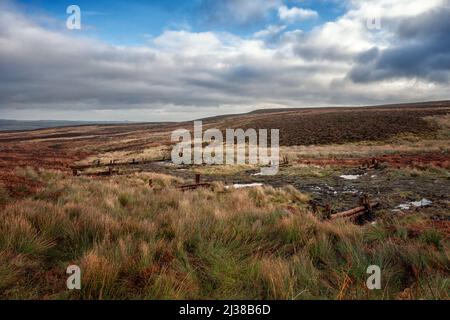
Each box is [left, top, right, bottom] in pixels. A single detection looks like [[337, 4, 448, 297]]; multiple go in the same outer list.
[[177, 183, 211, 191], [331, 202, 380, 220]]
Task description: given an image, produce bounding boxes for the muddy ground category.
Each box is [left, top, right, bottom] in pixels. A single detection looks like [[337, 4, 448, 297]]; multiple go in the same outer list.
[[99, 159, 449, 220]]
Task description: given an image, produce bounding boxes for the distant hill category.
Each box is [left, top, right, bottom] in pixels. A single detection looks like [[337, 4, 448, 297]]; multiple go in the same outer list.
[[2, 100, 449, 132], [198, 100, 450, 146], [0, 120, 135, 132], [246, 100, 450, 115]]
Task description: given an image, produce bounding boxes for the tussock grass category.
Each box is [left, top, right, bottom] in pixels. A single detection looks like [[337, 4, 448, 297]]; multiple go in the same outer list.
[[0, 169, 448, 300], [16, 166, 41, 181], [0, 185, 10, 205]]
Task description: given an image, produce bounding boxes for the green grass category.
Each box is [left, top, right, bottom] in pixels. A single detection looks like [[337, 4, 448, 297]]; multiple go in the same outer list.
[[0, 169, 448, 300], [420, 230, 444, 250]]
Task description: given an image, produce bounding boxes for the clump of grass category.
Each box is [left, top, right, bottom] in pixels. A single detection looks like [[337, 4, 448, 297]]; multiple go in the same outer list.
[[16, 166, 40, 181], [0, 185, 11, 205], [0, 252, 22, 292], [79, 250, 120, 299], [419, 230, 443, 250], [258, 257, 293, 299], [118, 193, 134, 207], [0, 214, 55, 255]]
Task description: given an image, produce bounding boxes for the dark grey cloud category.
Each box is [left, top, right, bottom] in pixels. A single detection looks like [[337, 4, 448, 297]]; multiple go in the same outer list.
[[349, 2, 450, 83]]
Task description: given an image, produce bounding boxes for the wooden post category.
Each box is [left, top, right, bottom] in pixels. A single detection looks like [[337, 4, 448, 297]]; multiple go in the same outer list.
[[360, 194, 373, 213], [195, 174, 201, 184], [324, 204, 332, 219]]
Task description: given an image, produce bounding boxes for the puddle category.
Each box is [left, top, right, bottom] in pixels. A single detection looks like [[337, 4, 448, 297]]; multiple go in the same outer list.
[[251, 172, 263, 176], [395, 198, 433, 211], [155, 161, 175, 166], [343, 189, 359, 194], [411, 199, 433, 207], [397, 204, 411, 210], [226, 183, 264, 189], [307, 184, 337, 195], [340, 175, 361, 180]]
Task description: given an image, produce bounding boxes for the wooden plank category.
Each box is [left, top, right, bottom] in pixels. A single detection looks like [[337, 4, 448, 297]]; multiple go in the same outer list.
[[178, 183, 211, 191]]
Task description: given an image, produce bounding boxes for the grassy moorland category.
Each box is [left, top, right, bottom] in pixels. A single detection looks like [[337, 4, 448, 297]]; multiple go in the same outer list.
[[0, 169, 448, 300], [0, 103, 449, 300]]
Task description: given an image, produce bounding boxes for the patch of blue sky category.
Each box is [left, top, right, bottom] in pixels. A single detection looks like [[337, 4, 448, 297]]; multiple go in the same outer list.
[[14, 0, 346, 45]]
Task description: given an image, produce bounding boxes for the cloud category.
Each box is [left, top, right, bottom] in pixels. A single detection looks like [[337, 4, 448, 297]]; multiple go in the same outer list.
[[0, 0, 449, 121], [348, 0, 450, 83], [253, 25, 287, 40], [278, 5, 319, 23]]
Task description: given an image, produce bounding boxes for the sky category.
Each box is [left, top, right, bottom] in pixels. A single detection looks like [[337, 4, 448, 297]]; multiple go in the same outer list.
[[0, 0, 449, 121]]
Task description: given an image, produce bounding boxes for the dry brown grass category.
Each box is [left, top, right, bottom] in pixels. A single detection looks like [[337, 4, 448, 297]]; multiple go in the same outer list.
[[0, 168, 448, 300]]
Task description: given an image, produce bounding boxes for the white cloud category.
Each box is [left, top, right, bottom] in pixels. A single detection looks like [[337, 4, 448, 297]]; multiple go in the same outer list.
[[153, 31, 222, 55], [253, 25, 287, 39], [0, 0, 449, 121], [347, 0, 445, 18], [278, 5, 319, 23]]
